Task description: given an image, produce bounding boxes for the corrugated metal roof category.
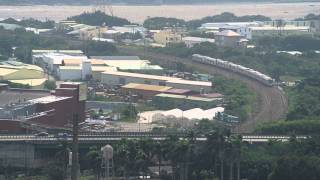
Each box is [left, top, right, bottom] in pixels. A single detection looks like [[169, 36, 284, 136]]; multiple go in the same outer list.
[[103, 60, 163, 70], [164, 88, 192, 95], [91, 56, 140, 60], [0, 63, 43, 72], [28, 95, 71, 104], [32, 50, 83, 54], [122, 83, 172, 92], [92, 66, 117, 72], [0, 90, 50, 107], [167, 79, 212, 87], [102, 70, 211, 87], [182, 36, 215, 43], [251, 26, 310, 31], [59, 66, 81, 70], [155, 93, 221, 102], [0, 68, 18, 76], [88, 59, 110, 65], [103, 70, 176, 81]]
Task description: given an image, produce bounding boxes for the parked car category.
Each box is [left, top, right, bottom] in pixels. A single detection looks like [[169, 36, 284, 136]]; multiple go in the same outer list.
[[36, 132, 49, 137]]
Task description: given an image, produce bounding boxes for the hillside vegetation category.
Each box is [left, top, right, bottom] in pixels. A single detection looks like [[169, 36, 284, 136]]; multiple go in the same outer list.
[[144, 12, 271, 29], [68, 11, 131, 27]]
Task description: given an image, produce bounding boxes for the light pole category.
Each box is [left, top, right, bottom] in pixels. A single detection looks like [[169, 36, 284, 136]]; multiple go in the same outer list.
[[71, 114, 80, 180]]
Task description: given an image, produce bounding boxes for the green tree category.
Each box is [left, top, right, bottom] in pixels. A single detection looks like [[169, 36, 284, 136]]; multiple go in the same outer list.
[[44, 80, 56, 90], [68, 11, 130, 26], [143, 17, 186, 30], [268, 156, 320, 180]]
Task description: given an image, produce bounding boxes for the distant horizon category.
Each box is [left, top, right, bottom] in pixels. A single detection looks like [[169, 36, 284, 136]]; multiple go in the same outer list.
[[0, 2, 319, 23], [1, 0, 320, 6]]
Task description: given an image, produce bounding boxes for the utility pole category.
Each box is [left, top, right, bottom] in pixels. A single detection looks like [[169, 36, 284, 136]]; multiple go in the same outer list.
[[71, 114, 80, 180]]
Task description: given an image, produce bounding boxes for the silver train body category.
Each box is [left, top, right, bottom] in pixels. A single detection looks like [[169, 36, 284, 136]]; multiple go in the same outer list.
[[192, 54, 275, 86]]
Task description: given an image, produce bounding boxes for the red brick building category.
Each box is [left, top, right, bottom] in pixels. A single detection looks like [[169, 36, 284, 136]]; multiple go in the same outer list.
[[0, 82, 87, 133]]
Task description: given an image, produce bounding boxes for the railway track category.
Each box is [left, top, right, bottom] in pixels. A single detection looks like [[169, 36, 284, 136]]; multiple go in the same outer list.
[[119, 46, 288, 133]]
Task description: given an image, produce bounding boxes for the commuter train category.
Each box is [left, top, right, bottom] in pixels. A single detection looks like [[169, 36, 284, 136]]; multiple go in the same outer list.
[[192, 54, 275, 86]]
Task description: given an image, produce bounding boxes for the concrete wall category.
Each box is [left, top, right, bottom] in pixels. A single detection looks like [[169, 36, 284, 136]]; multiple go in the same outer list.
[[58, 68, 82, 81]]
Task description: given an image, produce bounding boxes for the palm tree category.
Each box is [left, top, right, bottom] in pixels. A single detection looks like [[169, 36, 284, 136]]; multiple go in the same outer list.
[[153, 141, 164, 176], [226, 135, 243, 180], [205, 130, 227, 180], [234, 135, 243, 180], [85, 146, 102, 180], [114, 139, 131, 178]]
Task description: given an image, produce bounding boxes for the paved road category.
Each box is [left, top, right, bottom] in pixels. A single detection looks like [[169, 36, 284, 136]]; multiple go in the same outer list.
[[118, 46, 288, 133]]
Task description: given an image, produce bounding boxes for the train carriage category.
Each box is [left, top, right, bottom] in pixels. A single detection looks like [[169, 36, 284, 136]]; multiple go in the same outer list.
[[192, 54, 275, 86]]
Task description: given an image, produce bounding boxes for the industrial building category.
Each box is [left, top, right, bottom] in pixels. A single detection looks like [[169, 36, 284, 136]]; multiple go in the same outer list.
[[32, 52, 88, 75], [200, 22, 258, 39], [90, 56, 141, 60], [0, 82, 86, 133], [250, 26, 312, 37], [0, 61, 46, 89], [33, 51, 163, 80], [102, 59, 163, 74], [101, 70, 212, 92], [154, 29, 183, 46], [182, 36, 215, 48], [32, 49, 84, 56], [215, 30, 248, 48], [121, 83, 172, 100], [200, 20, 315, 39], [152, 93, 223, 110], [57, 58, 163, 80]]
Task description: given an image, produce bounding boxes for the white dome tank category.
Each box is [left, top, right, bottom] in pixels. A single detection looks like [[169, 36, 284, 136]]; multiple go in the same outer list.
[[101, 144, 113, 160]]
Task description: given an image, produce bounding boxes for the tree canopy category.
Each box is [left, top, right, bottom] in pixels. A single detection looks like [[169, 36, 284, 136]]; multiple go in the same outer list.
[[68, 11, 131, 27], [143, 12, 272, 30]]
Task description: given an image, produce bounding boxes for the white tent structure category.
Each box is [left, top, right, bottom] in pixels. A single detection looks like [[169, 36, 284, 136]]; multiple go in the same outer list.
[[138, 107, 225, 124]]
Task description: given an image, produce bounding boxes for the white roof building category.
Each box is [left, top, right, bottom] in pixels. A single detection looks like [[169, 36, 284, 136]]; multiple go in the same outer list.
[[200, 22, 262, 30], [182, 36, 215, 48], [101, 70, 212, 92], [32, 53, 88, 71]]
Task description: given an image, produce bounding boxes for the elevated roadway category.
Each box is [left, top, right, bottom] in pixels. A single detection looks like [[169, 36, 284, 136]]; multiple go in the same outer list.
[[0, 133, 306, 144]]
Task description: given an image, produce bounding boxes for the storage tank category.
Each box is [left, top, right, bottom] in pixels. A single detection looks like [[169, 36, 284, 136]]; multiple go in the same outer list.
[[101, 144, 113, 160]]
